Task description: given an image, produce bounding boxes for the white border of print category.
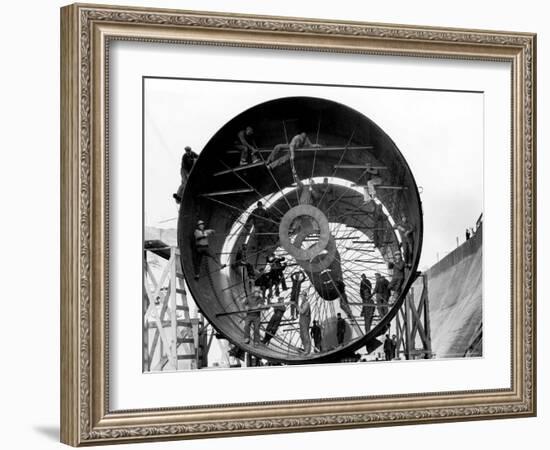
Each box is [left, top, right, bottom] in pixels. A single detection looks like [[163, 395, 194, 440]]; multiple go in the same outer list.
[[109, 41, 510, 411]]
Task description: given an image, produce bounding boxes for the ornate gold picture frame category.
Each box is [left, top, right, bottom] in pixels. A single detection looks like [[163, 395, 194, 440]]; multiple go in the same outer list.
[[60, 3, 536, 446]]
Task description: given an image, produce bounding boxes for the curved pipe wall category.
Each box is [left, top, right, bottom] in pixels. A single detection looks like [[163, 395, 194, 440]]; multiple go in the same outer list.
[[178, 96, 423, 363]]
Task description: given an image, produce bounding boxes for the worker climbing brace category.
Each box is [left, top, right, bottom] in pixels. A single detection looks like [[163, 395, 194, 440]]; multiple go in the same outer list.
[[262, 298, 286, 346], [266, 132, 320, 182], [361, 169, 383, 204], [289, 270, 306, 320], [298, 292, 312, 354], [268, 254, 287, 296]]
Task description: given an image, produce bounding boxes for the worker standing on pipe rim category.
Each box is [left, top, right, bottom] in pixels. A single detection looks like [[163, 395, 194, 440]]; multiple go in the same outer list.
[[173, 145, 198, 204]]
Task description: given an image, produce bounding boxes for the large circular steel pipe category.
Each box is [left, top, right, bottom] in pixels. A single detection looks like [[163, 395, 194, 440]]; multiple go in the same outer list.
[[178, 97, 423, 364]]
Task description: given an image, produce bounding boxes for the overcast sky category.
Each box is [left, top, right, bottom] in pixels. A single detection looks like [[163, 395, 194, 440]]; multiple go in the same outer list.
[[144, 78, 483, 270]]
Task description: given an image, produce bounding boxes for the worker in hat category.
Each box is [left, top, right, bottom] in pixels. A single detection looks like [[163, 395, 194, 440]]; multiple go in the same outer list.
[[173, 146, 198, 203], [193, 219, 225, 279]]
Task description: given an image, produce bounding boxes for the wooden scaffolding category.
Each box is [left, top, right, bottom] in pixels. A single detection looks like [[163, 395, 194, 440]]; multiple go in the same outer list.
[[394, 273, 433, 360], [143, 245, 204, 371]]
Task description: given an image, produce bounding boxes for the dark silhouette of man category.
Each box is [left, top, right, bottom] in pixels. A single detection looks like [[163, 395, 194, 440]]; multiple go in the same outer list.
[[360, 274, 374, 333], [336, 313, 346, 345], [311, 320, 322, 352], [374, 272, 391, 317], [173, 146, 198, 203]]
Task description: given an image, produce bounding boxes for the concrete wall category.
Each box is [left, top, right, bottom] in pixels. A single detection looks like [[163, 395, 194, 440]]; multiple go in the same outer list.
[[425, 225, 483, 358]]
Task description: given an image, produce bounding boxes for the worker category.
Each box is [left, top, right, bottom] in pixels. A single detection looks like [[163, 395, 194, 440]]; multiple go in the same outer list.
[[243, 287, 264, 345], [391, 334, 398, 359], [235, 243, 255, 293], [254, 267, 273, 301], [298, 292, 312, 353], [334, 279, 353, 318], [383, 334, 393, 361], [359, 274, 375, 333], [289, 270, 306, 319], [262, 298, 286, 345], [193, 219, 225, 279], [266, 132, 320, 180], [313, 177, 333, 211], [269, 254, 287, 296], [336, 313, 346, 345], [394, 216, 415, 265], [361, 169, 383, 204], [373, 272, 390, 317], [388, 251, 406, 299], [465, 228, 471, 241], [372, 202, 385, 248], [173, 146, 198, 203], [311, 320, 323, 352], [235, 126, 260, 166], [248, 201, 271, 252]]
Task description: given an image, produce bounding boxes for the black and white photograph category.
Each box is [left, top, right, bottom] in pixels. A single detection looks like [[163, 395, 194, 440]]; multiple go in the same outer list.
[[142, 77, 483, 372]]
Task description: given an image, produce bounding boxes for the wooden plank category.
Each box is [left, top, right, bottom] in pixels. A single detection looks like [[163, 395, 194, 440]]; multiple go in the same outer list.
[[147, 329, 160, 370], [225, 145, 373, 155], [201, 188, 255, 196], [377, 185, 408, 190], [422, 275, 432, 355], [404, 293, 412, 360], [408, 294, 429, 345], [147, 319, 193, 329], [334, 164, 387, 170], [213, 161, 265, 176]]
